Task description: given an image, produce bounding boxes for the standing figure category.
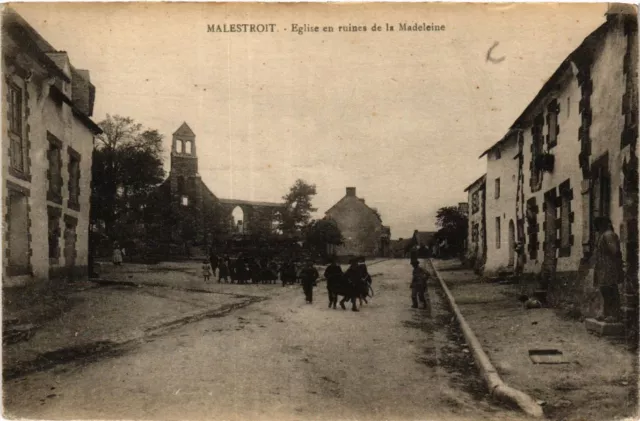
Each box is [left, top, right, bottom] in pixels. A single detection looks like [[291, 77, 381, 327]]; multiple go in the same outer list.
[[112, 243, 123, 266], [324, 259, 344, 309], [593, 216, 624, 322], [410, 260, 429, 309], [209, 248, 219, 278], [202, 260, 212, 283], [410, 246, 419, 266], [218, 257, 230, 283], [299, 260, 319, 304], [357, 256, 372, 305]]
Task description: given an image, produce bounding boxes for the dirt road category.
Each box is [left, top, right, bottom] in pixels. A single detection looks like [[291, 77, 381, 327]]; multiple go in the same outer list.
[[4, 259, 526, 421]]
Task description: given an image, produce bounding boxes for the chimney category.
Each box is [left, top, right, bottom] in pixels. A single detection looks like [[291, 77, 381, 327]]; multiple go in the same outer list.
[[346, 187, 356, 197]]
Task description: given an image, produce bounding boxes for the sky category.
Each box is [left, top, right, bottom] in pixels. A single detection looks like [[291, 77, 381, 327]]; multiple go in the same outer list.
[[12, 2, 608, 239]]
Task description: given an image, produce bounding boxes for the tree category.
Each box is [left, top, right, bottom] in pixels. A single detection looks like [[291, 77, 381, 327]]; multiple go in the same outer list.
[[278, 179, 317, 236], [91, 115, 165, 242], [435, 206, 468, 257], [304, 218, 344, 258]]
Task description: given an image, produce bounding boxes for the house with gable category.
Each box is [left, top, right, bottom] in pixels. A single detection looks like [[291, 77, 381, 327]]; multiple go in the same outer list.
[[324, 187, 389, 259]]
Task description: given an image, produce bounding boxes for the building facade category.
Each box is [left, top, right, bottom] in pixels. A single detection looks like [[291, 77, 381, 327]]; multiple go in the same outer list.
[[2, 9, 101, 287], [464, 174, 486, 271], [471, 8, 638, 318], [481, 131, 521, 275], [324, 187, 388, 259]]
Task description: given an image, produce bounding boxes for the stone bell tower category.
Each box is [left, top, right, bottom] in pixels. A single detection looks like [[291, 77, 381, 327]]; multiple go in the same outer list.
[[170, 122, 198, 177], [169, 122, 198, 198]]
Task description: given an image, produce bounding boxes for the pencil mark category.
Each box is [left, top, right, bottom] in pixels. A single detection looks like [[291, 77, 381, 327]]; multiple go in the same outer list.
[[486, 41, 505, 64]]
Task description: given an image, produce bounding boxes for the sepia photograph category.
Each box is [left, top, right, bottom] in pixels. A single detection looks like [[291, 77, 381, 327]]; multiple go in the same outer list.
[[1, 2, 638, 420]]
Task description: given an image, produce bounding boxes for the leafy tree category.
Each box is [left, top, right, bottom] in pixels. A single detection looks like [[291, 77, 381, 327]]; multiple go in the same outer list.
[[435, 206, 468, 256], [304, 218, 344, 257], [91, 115, 165, 242], [278, 179, 317, 236]]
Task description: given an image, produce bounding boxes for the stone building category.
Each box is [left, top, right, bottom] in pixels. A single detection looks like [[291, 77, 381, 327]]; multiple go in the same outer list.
[[474, 7, 638, 318], [2, 8, 101, 286], [324, 187, 389, 259], [153, 122, 284, 252], [464, 174, 486, 270]]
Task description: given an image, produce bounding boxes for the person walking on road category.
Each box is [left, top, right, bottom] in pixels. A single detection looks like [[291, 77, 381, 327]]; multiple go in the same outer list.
[[410, 260, 429, 309], [324, 258, 344, 309], [300, 260, 319, 304]]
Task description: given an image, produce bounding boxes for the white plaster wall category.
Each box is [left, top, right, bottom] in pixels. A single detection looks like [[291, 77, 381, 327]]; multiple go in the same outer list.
[[3, 54, 94, 283], [521, 76, 584, 274], [589, 20, 627, 241], [484, 138, 519, 274]]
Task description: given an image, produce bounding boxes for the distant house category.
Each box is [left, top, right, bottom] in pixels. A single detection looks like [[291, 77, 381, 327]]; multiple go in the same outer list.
[[464, 174, 487, 271], [390, 238, 412, 258], [458, 202, 469, 216], [409, 230, 437, 256], [2, 8, 101, 286], [324, 187, 388, 259]]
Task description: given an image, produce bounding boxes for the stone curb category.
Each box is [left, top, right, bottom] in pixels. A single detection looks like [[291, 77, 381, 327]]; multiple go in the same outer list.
[[429, 260, 544, 418]]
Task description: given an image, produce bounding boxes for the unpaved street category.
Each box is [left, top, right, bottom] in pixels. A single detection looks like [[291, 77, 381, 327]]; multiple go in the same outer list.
[[4, 260, 526, 421]]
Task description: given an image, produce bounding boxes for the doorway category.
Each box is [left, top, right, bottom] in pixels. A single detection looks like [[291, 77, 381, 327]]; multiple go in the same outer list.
[[7, 189, 30, 276], [508, 219, 516, 268], [542, 189, 558, 286], [64, 216, 78, 272]]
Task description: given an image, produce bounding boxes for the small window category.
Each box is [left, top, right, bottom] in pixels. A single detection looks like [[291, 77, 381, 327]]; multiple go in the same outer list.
[[495, 178, 501, 199], [495, 217, 501, 249], [68, 151, 81, 208], [472, 191, 479, 214], [8, 83, 25, 172], [547, 110, 558, 147], [181, 196, 189, 206], [7, 83, 22, 136], [495, 149, 501, 159], [547, 100, 560, 148], [47, 143, 63, 203], [48, 207, 61, 263]]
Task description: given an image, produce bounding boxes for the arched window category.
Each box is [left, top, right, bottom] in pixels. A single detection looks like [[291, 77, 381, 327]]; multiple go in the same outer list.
[[232, 206, 244, 233], [184, 141, 192, 155]]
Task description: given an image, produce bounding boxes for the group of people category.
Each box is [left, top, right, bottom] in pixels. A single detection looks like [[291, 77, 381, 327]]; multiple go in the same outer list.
[[201, 251, 433, 312], [202, 254, 282, 284], [201, 252, 317, 286]]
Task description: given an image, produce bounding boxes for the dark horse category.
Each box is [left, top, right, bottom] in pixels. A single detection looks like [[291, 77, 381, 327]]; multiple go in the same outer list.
[[326, 267, 370, 312]]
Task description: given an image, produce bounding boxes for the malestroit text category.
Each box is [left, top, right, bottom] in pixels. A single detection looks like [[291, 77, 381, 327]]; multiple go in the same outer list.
[[205, 23, 446, 34], [207, 23, 277, 33]]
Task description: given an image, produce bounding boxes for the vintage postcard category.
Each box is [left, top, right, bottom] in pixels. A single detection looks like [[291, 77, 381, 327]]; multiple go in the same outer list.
[[1, 2, 638, 421]]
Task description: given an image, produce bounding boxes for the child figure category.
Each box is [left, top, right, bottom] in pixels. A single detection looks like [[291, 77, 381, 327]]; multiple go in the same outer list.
[[202, 259, 213, 283]]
